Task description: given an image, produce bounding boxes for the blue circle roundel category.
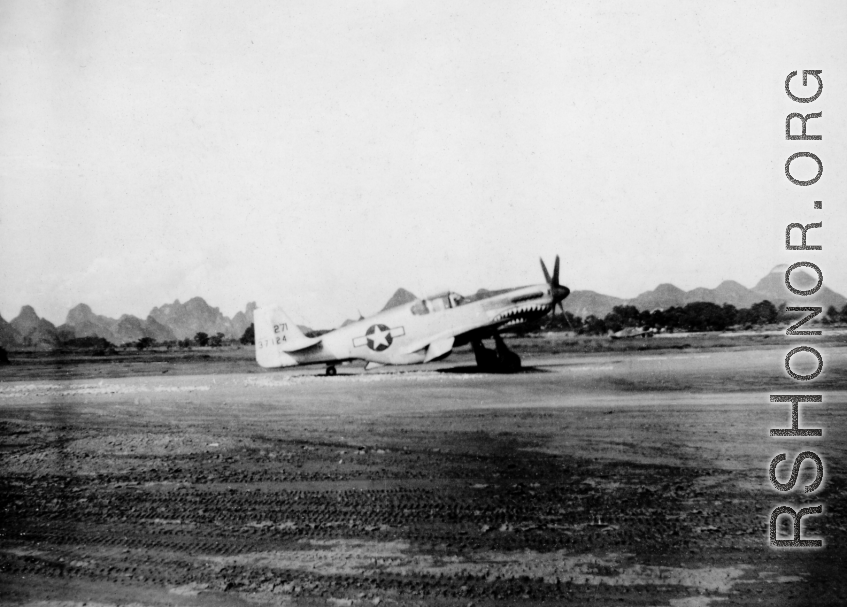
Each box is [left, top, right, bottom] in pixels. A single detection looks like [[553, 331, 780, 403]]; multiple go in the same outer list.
[[366, 324, 392, 351]]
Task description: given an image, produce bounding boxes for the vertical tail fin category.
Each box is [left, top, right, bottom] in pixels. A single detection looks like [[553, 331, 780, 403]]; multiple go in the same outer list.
[[254, 306, 319, 368]]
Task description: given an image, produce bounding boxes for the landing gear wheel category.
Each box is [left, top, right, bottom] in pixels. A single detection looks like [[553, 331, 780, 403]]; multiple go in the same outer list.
[[500, 350, 522, 372], [493, 333, 522, 373], [471, 340, 499, 372], [325, 366, 337, 376], [473, 337, 522, 373]]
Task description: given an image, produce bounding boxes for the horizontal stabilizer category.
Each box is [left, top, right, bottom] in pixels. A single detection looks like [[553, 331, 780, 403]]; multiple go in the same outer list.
[[280, 336, 322, 352]]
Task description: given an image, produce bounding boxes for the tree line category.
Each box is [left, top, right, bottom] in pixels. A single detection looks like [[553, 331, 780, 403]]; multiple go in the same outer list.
[[538, 301, 847, 335], [52, 327, 257, 353], [55, 331, 234, 352]]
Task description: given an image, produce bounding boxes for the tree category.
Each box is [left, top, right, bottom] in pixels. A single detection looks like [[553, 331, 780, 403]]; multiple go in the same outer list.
[[240, 324, 255, 345], [649, 309, 668, 331], [611, 305, 640, 326], [209, 332, 225, 347], [656, 306, 686, 333], [735, 306, 757, 327], [562, 312, 582, 331], [194, 332, 209, 347], [602, 305, 643, 333], [603, 311, 624, 333], [135, 336, 156, 351], [699, 303, 731, 330], [581, 315, 607, 335], [178, 338, 192, 349], [750, 300, 778, 325], [721, 304, 738, 329], [62, 336, 115, 350]]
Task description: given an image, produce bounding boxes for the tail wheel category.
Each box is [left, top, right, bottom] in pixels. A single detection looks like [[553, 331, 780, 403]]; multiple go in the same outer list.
[[325, 366, 337, 376]]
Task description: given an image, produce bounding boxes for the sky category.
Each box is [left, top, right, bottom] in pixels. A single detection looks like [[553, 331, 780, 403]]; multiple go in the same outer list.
[[1, 1, 846, 328]]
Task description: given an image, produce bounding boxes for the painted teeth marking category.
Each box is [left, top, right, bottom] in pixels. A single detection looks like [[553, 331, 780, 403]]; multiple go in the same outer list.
[[493, 302, 556, 323]]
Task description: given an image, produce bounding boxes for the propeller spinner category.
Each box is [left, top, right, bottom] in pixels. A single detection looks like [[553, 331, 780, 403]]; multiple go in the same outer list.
[[540, 255, 570, 316]]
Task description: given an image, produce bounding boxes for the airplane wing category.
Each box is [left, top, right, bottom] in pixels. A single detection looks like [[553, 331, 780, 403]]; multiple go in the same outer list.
[[280, 336, 322, 352], [402, 318, 501, 358]]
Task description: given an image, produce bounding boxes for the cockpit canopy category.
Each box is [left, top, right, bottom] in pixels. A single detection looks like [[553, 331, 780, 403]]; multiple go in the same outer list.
[[411, 291, 465, 315]]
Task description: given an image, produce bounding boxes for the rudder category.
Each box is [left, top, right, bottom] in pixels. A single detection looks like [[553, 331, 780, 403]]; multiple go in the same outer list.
[[254, 306, 315, 368]]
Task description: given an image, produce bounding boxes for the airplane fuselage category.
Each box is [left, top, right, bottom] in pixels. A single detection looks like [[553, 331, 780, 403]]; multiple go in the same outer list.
[[255, 283, 557, 369]]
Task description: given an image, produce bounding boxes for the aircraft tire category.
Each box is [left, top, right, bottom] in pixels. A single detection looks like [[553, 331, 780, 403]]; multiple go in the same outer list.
[[479, 353, 499, 372], [499, 351, 522, 373], [471, 341, 499, 372], [326, 366, 337, 377]]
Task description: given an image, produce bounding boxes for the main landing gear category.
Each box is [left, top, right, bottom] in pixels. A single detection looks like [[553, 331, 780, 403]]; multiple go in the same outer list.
[[471, 333, 522, 373], [325, 365, 337, 376]]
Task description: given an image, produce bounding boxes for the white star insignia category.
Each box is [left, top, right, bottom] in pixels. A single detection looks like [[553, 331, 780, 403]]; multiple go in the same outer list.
[[367, 326, 390, 349]]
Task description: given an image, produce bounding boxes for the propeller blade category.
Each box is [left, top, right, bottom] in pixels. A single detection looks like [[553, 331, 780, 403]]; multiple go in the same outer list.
[[552, 255, 560, 286], [540, 258, 552, 284]]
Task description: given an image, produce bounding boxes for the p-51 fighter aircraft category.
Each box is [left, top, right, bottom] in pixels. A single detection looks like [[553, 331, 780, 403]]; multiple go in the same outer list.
[[255, 257, 570, 375]]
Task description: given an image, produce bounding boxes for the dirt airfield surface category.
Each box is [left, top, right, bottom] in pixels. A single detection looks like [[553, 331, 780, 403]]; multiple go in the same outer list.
[[1, 337, 846, 606]]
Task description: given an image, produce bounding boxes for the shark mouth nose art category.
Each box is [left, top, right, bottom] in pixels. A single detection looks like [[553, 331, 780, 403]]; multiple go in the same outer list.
[[492, 303, 553, 324]]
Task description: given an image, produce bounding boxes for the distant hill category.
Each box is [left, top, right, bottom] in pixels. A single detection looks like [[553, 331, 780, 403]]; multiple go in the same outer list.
[[381, 288, 417, 311], [52, 299, 258, 347], [0, 313, 22, 348], [10, 306, 60, 349], [149, 297, 234, 340], [752, 265, 846, 310], [144, 316, 177, 342], [5, 300, 257, 349], [231, 302, 257, 338], [59, 304, 176, 345], [113, 315, 152, 342], [562, 290, 627, 319], [683, 280, 761, 308], [60, 303, 119, 342], [608, 266, 845, 314], [628, 283, 687, 311]]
